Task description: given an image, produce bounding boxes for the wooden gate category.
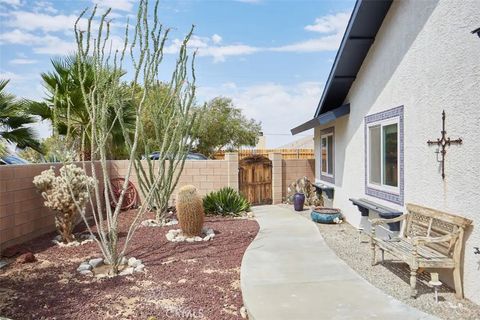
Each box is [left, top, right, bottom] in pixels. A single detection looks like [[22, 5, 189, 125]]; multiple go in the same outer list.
[[239, 155, 272, 205]]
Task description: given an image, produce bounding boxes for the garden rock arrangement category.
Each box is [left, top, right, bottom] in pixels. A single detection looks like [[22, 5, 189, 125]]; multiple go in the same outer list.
[[141, 218, 178, 227], [166, 227, 215, 243], [285, 177, 323, 206], [52, 233, 96, 247], [76, 256, 145, 277]]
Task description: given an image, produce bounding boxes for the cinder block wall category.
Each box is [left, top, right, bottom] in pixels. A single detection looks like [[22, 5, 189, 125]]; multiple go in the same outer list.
[[0, 154, 314, 251], [108, 156, 236, 205], [0, 162, 104, 251], [282, 159, 315, 199], [0, 156, 237, 251]]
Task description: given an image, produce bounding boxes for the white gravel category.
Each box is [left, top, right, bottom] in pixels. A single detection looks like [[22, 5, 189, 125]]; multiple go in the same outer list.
[[281, 204, 480, 320]]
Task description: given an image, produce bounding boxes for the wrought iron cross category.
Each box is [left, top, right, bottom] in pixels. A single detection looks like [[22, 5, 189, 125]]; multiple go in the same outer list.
[[427, 110, 462, 179]]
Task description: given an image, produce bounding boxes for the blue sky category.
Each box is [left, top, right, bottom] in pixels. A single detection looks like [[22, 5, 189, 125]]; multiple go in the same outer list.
[[0, 0, 354, 147]]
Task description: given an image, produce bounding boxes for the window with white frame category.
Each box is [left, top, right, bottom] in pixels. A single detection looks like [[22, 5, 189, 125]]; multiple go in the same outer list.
[[367, 117, 399, 192], [320, 127, 334, 183]]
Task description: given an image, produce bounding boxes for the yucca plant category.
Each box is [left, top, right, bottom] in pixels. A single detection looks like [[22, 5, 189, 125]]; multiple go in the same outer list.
[[203, 187, 250, 216]]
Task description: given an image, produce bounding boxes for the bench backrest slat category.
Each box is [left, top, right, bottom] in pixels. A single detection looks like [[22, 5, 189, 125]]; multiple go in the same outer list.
[[405, 204, 472, 258]]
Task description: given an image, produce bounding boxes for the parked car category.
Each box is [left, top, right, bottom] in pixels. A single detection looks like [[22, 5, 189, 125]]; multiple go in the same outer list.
[[0, 154, 29, 165], [149, 152, 208, 160]]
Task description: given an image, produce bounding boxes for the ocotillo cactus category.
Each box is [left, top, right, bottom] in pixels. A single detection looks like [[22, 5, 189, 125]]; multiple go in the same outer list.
[[176, 185, 205, 236]]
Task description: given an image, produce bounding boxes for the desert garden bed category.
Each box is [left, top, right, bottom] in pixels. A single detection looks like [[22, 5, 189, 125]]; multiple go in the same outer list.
[[0, 210, 259, 320]]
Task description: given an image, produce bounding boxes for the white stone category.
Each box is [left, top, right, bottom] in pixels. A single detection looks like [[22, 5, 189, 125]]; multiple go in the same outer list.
[[80, 270, 93, 276], [134, 264, 145, 273], [194, 236, 203, 242], [166, 233, 175, 241], [165, 219, 178, 226], [119, 267, 134, 276], [89, 258, 104, 268], [240, 306, 248, 319], [128, 257, 142, 268], [186, 238, 195, 243], [77, 263, 92, 272]]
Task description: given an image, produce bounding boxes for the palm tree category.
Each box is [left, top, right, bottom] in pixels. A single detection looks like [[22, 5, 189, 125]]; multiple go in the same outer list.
[[29, 55, 135, 160], [0, 80, 40, 152]]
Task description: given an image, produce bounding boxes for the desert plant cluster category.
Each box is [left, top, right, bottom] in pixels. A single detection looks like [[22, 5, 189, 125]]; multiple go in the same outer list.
[[33, 164, 94, 243], [203, 187, 251, 216]]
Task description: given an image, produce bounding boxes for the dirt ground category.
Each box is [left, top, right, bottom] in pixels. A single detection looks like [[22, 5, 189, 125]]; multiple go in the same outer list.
[[0, 211, 259, 320]]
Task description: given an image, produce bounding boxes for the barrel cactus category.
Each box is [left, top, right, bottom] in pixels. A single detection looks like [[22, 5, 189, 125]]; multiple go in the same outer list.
[[176, 185, 204, 236], [33, 164, 94, 243]]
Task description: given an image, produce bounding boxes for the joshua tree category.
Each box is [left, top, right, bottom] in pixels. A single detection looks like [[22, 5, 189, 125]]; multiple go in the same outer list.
[[63, 0, 197, 274], [0, 80, 40, 151]]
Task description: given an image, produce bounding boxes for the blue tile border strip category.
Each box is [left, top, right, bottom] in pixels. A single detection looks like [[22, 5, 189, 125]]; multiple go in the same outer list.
[[320, 127, 335, 184], [364, 106, 404, 205]]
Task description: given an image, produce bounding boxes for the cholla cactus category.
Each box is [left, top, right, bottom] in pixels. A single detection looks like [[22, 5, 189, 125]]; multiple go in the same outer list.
[[176, 185, 205, 236], [33, 164, 94, 243]]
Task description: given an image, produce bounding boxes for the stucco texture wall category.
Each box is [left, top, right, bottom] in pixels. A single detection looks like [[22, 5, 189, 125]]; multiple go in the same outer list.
[[314, 0, 480, 303]]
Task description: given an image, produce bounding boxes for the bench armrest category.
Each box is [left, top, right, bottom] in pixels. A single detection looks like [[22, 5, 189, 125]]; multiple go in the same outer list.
[[371, 215, 406, 226], [412, 230, 460, 246]]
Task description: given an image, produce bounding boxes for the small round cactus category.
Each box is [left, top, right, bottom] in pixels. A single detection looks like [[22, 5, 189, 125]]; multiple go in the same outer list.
[[176, 185, 204, 237]]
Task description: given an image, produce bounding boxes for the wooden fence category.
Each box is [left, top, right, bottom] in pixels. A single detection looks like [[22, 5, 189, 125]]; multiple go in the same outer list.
[[214, 149, 314, 160]]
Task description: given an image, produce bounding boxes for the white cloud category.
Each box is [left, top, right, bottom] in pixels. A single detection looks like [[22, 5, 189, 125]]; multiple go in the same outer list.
[[7, 11, 79, 32], [305, 12, 350, 34], [0, 71, 24, 81], [33, 1, 57, 14], [92, 0, 136, 12], [271, 33, 341, 52], [211, 34, 222, 44], [0, 29, 76, 55], [0, 0, 22, 7], [272, 11, 350, 53], [163, 11, 351, 61], [165, 34, 258, 63], [197, 81, 322, 147], [9, 58, 37, 65]]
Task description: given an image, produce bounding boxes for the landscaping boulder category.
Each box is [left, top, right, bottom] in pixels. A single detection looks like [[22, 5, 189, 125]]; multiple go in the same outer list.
[[285, 177, 323, 207]]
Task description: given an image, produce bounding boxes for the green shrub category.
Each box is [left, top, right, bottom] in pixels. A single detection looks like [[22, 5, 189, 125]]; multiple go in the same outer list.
[[203, 187, 250, 216]]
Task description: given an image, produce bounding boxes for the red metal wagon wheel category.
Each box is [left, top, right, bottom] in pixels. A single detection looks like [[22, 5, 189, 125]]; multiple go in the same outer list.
[[109, 178, 138, 211]]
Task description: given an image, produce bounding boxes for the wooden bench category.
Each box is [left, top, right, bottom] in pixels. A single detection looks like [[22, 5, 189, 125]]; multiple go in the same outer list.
[[370, 203, 472, 298]]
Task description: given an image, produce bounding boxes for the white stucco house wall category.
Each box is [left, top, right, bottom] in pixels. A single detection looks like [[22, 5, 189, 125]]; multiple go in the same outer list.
[[292, 0, 480, 305]]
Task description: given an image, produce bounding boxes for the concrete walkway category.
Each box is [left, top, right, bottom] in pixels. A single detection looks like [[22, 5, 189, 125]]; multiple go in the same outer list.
[[241, 205, 437, 320]]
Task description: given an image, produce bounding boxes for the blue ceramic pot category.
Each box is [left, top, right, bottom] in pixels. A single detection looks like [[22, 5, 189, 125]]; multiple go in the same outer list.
[[311, 207, 342, 224], [293, 193, 305, 211]]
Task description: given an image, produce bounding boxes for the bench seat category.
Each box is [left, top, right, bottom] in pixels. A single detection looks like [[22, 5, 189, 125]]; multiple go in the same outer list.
[[376, 238, 454, 268]]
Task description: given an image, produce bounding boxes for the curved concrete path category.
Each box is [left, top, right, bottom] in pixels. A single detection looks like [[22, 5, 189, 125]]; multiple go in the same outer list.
[[241, 205, 437, 320]]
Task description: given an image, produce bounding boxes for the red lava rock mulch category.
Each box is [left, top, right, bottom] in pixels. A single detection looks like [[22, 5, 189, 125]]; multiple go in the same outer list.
[[0, 211, 259, 320]]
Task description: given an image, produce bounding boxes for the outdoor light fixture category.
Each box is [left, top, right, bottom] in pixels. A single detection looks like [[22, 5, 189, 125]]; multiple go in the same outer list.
[[472, 27, 480, 38]]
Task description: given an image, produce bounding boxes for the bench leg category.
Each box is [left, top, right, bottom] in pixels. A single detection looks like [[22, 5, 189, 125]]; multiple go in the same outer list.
[[410, 267, 418, 298], [371, 241, 376, 266], [453, 267, 463, 299]]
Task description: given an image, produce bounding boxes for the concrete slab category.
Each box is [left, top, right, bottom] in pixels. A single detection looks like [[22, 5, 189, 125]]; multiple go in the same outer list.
[[241, 205, 437, 320]]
